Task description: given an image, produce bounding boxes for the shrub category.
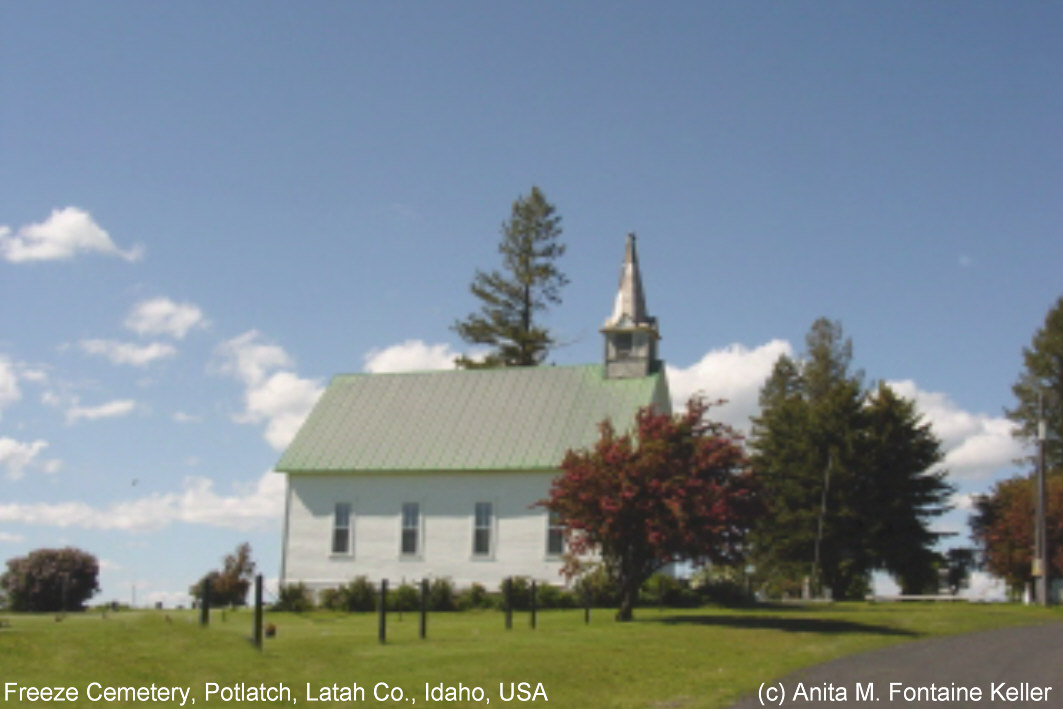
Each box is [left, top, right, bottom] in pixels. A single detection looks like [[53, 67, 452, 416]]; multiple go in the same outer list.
[[1, 547, 100, 612], [499, 576, 534, 610], [698, 579, 754, 607], [640, 573, 700, 608], [318, 588, 342, 610], [388, 582, 419, 612], [337, 576, 377, 612], [535, 583, 575, 609], [274, 582, 313, 612], [691, 564, 756, 606], [573, 566, 619, 607], [455, 582, 492, 610], [640, 572, 675, 605], [427, 578, 456, 612]]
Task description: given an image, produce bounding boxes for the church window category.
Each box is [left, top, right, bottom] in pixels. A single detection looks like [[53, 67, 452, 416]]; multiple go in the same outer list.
[[546, 510, 564, 556], [401, 502, 420, 556], [473, 502, 493, 556], [332, 503, 352, 555]]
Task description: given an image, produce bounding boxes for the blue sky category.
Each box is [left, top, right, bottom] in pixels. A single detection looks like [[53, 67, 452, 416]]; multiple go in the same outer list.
[[1, 3, 1060, 605]]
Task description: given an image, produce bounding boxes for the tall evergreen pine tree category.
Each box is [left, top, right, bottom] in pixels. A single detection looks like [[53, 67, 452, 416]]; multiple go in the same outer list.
[[749, 318, 952, 598], [1006, 294, 1063, 470], [452, 186, 567, 368]]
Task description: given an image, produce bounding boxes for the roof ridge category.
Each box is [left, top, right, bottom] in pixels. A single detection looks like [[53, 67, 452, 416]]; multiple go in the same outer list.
[[332, 362, 602, 380]]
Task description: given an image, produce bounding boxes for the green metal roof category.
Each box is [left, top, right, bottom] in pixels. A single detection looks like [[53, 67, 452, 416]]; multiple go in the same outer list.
[[276, 364, 669, 473]]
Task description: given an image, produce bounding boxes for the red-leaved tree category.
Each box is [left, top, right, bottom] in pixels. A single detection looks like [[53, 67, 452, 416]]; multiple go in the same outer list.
[[970, 473, 1063, 596], [540, 397, 758, 621]]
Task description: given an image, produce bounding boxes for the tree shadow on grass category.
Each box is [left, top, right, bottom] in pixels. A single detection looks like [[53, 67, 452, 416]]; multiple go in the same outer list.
[[652, 614, 919, 637]]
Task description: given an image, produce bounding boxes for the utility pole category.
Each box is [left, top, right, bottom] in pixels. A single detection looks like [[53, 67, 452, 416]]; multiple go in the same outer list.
[[1034, 391, 1051, 606], [812, 453, 832, 599]]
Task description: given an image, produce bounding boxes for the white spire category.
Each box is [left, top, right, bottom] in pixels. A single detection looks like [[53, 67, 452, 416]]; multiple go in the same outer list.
[[601, 233, 660, 379], [604, 233, 654, 329]]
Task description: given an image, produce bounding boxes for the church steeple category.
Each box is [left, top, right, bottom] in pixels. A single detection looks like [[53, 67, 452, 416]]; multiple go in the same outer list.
[[601, 233, 660, 378]]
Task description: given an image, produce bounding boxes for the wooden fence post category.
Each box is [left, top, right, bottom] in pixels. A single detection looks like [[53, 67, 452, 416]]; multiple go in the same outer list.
[[378, 579, 388, 644], [530, 580, 537, 629], [504, 577, 513, 630], [200, 577, 210, 627], [253, 574, 263, 649], [419, 578, 428, 640]]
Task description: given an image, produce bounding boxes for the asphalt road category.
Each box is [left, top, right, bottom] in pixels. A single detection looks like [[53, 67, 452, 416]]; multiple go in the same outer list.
[[727, 621, 1063, 708]]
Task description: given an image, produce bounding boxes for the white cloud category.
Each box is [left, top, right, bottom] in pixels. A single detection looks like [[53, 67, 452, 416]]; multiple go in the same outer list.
[[943, 420, 1023, 478], [666, 340, 793, 432], [214, 331, 323, 450], [950, 492, 978, 512], [98, 558, 123, 572], [172, 411, 201, 424], [0, 471, 284, 533], [887, 380, 1024, 481], [0, 207, 143, 263], [0, 437, 60, 480], [241, 371, 324, 451], [124, 297, 207, 339], [215, 330, 294, 383], [18, 367, 48, 384], [363, 340, 463, 373], [79, 339, 177, 367], [66, 398, 137, 424], [0, 438, 46, 479], [0, 356, 20, 415], [0, 531, 25, 543]]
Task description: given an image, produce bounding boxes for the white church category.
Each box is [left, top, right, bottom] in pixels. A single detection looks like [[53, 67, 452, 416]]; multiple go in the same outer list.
[[275, 235, 671, 592]]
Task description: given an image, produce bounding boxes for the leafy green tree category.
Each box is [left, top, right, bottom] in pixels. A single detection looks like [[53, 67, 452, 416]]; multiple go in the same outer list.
[[452, 186, 567, 367], [1, 547, 100, 612], [749, 318, 952, 599], [541, 397, 758, 621], [1006, 294, 1063, 470], [190, 542, 256, 607]]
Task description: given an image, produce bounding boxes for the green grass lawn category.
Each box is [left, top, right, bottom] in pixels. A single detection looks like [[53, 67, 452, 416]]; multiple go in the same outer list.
[[1, 603, 1059, 708]]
